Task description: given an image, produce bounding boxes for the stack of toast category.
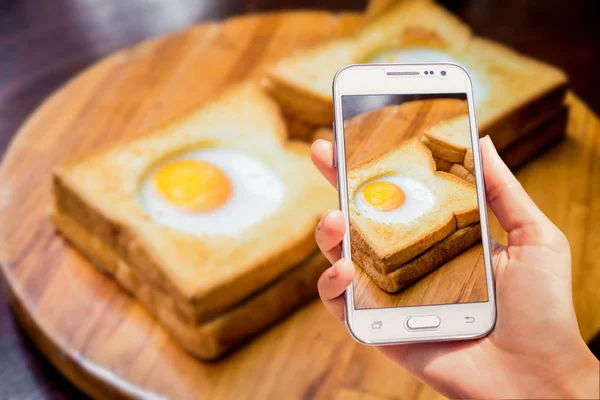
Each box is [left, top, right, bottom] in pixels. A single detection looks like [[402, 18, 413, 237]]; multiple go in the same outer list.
[[348, 138, 481, 292], [263, 0, 568, 165], [52, 84, 336, 360]]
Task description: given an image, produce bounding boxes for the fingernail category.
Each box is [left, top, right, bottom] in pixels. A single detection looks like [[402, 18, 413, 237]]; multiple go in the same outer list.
[[341, 259, 353, 271], [327, 209, 343, 220], [321, 209, 335, 226], [311, 139, 324, 150], [482, 135, 498, 153], [328, 265, 338, 278]]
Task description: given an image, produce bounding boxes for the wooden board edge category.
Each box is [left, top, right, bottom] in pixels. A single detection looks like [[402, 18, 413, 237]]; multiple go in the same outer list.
[[0, 265, 164, 399]]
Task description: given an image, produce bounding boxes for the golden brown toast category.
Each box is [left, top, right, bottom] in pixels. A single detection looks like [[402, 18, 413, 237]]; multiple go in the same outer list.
[[52, 83, 337, 325], [263, 0, 567, 146], [358, 224, 482, 293], [423, 114, 477, 182], [52, 210, 328, 360], [348, 139, 479, 278]]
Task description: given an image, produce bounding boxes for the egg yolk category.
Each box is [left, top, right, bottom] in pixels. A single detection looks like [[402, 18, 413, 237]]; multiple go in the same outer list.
[[153, 160, 232, 212], [361, 181, 406, 211]]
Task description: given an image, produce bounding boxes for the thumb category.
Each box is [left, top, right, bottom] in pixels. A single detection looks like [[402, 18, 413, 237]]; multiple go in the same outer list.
[[480, 136, 557, 248]]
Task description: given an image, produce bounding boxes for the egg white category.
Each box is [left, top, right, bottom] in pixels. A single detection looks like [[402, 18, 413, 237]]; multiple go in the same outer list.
[[354, 174, 435, 224], [140, 148, 284, 236], [369, 49, 488, 107]]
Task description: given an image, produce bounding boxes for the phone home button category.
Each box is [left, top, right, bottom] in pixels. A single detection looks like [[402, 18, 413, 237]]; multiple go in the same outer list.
[[406, 315, 441, 330]]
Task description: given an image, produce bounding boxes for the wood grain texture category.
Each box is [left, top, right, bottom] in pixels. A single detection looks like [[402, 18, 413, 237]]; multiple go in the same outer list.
[[0, 10, 599, 400], [344, 99, 468, 169]]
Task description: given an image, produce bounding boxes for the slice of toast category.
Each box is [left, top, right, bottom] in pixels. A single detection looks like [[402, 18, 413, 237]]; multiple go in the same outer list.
[[263, 0, 468, 128], [357, 224, 482, 293], [449, 164, 475, 184], [52, 210, 328, 360], [348, 139, 479, 277], [53, 83, 337, 325], [424, 105, 570, 181], [263, 0, 567, 145], [423, 115, 472, 165], [423, 114, 477, 182]]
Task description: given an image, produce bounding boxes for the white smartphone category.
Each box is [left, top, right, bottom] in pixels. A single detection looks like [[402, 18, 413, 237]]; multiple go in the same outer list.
[[332, 63, 496, 344]]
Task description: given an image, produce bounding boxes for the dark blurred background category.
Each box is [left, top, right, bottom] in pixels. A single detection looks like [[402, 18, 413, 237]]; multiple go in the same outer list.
[[0, 0, 599, 398]]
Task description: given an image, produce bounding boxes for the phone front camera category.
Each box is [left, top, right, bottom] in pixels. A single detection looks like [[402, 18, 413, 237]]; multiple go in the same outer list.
[[441, 70, 447, 76]]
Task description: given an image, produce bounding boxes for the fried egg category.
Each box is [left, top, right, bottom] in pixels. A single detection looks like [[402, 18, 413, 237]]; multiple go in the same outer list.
[[369, 49, 488, 106], [140, 148, 284, 236], [354, 174, 435, 224]]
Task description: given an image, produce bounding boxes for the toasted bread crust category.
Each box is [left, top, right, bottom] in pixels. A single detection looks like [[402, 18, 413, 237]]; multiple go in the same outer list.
[[422, 135, 466, 164], [261, 76, 333, 126], [358, 224, 481, 293], [463, 147, 474, 173], [350, 214, 455, 277], [423, 115, 474, 181], [449, 164, 475, 184], [477, 80, 567, 149], [283, 112, 320, 142], [499, 107, 568, 170], [52, 210, 328, 360], [433, 155, 452, 172]]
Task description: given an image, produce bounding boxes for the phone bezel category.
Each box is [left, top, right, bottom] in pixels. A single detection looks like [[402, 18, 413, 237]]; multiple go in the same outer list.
[[332, 63, 497, 345]]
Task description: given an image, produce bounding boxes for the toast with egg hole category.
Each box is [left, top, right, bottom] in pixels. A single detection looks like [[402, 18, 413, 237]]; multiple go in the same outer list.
[[348, 139, 480, 279], [263, 0, 566, 148], [52, 82, 337, 327], [52, 210, 329, 360]]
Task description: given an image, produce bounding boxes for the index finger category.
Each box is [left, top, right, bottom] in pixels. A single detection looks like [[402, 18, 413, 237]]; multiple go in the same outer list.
[[311, 139, 337, 188], [480, 136, 556, 246]]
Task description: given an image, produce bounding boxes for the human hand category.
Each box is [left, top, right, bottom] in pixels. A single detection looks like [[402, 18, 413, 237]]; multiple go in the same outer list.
[[311, 136, 599, 399]]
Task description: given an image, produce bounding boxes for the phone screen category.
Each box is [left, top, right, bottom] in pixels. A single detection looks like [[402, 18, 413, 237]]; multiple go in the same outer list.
[[341, 93, 489, 310]]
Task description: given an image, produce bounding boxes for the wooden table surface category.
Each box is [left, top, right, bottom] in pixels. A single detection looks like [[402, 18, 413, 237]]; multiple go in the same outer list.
[[1, 0, 599, 398]]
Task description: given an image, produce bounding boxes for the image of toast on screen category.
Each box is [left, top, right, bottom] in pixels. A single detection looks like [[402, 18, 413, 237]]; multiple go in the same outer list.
[[341, 93, 487, 310], [348, 138, 479, 290]]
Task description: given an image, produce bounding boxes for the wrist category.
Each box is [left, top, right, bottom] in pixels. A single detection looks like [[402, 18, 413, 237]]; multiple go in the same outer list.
[[550, 349, 599, 399]]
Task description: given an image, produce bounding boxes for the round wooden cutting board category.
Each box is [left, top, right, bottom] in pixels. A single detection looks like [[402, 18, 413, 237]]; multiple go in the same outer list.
[[1, 10, 599, 400]]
